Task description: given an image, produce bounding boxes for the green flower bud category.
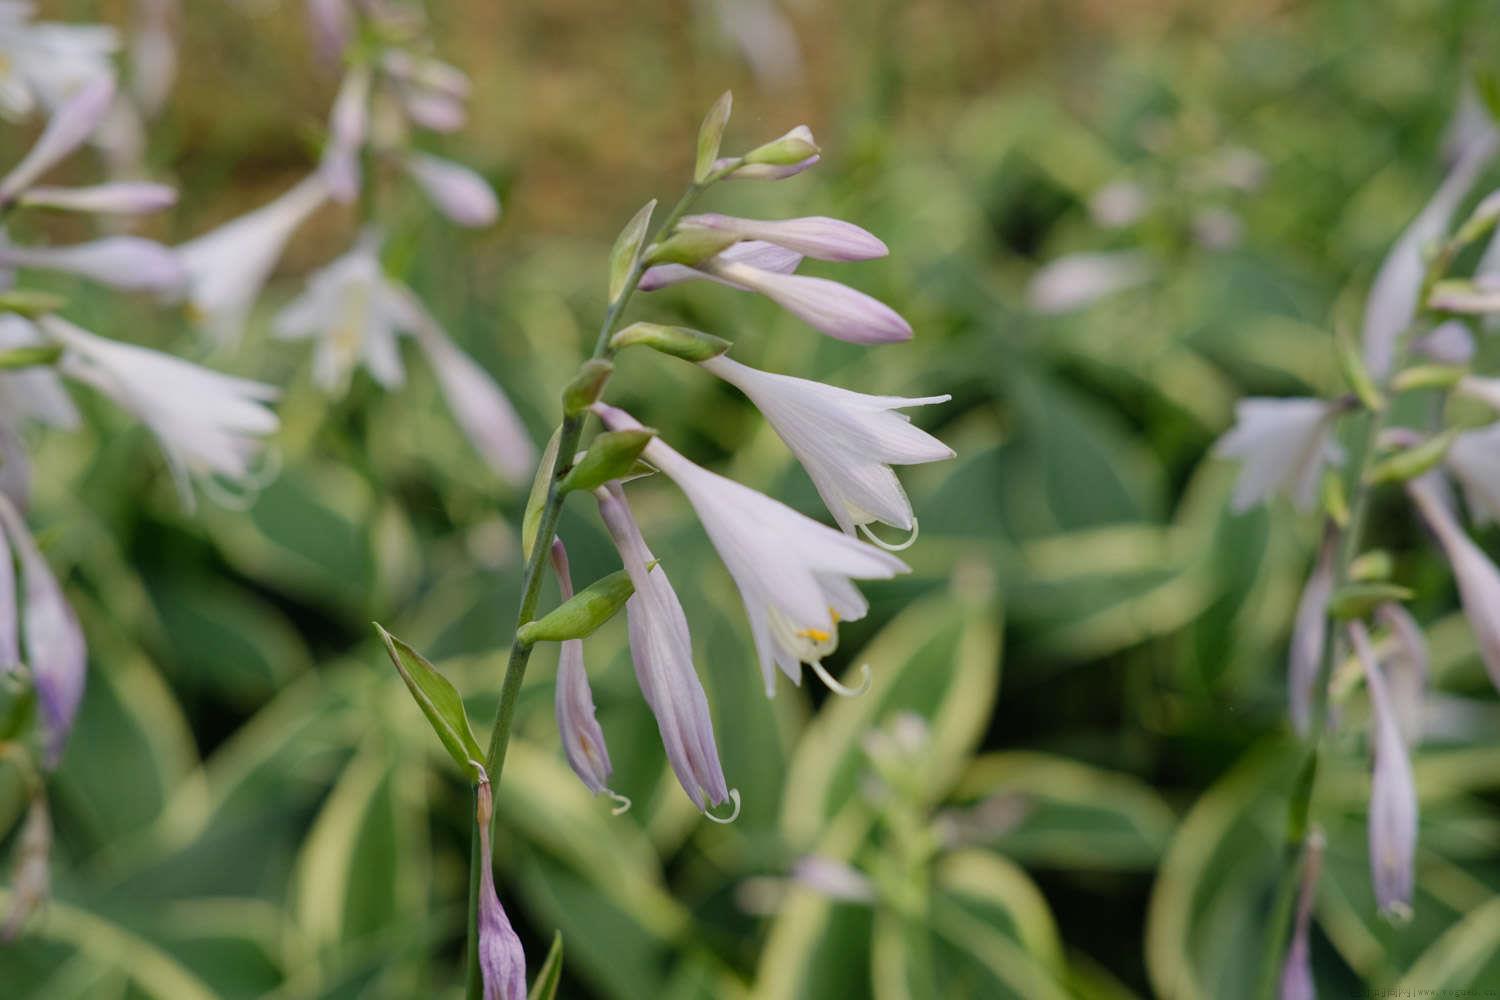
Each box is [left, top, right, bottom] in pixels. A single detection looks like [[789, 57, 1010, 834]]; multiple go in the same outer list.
[[695, 92, 733, 184], [559, 428, 656, 494], [610, 322, 730, 362], [609, 199, 656, 304], [562, 359, 613, 416], [517, 568, 636, 644], [742, 125, 819, 167]]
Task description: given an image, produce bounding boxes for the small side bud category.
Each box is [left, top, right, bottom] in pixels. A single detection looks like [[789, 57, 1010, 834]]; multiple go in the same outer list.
[[374, 624, 486, 781], [611, 322, 730, 362], [1328, 582, 1415, 621], [562, 359, 614, 416], [1366, 431, 1456, 485], [643, 228, 739, 268], [559, 429, 656, 494], [742, 125, 819, 167], [0, 290, 64, 318], [517, 568, 635, 644], [609, 200, 656, 304], [695, 92, 733, 184]]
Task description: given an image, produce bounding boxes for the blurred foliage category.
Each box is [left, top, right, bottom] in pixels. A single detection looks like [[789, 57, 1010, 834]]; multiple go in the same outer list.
[[4, 0, 1500, 997]]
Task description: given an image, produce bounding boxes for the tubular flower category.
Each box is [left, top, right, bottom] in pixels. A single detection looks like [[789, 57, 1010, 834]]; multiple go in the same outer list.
[[596, 403, 908, 698], [1278, 828, 1325, 1000], [474, 777, 526, 1000], [1445, 421, 1500, 523], [402, 152, 498, 228], [699, 353, 951, 542], [0, 235, 184, 292], [704, 258, 911, 344], [1288, 532, 1337, 737], [1214, 397, 1344, 512], [1349, 622, 1418, 918], [595, 482, 737, 820], [0, 75, 115, 203], [637, 239, 802, 292], [1408, 474, 1500, 695], [678, 213, 887, 261]]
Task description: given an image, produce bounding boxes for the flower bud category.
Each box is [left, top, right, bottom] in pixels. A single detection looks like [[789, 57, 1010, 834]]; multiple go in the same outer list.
[[404, 153, 499, 228], [549, 541, 625, 809], [517, 568, 635, 644], [680, 213, 887, 262], [0, 236, 186, 293], [610, 322, 730, 362], [1289, 534, 1337, 736], [558, 429, 656, 494], [742, 125, 819, 166], [1278, 827, 1324, 1000], [0, 76, 116, 203], [695, 92, 733, 183], [716, 155, 820, 181], [18, 182, 177, 215], [1408, 474, 1500, 694], [1349, 621, 1417, 918], [474, 778, 527, 1000]]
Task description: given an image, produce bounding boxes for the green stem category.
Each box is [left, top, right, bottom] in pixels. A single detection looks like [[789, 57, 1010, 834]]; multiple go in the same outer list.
[[462, 177, 713, 999]]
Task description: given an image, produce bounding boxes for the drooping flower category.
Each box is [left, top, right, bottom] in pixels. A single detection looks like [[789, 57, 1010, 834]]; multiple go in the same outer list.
[[678, 213, 887, 261], [549, 539, 627, 812], [710, 0, 804, 91], [0, 234, 184, 292], [1278, 827, 1324, 1000], [1408, 474, 1500, 694], [17, 181, 176, 214], [0, 13, 116, 119], [703, 258, 911, 344], [45, 315, 279, 494], [1413, 319, 1475, 365], [176, 174, 330, 344], [473, 776, 526, 1000], [320, 65, 371, 203], [304, 0, 353, 65], [274, 229, 414, 394], [1446, 421, 1500, 523], [1377, 602, 1427, 749], [699, 353, 952, 541], [0, 74, 115, 203], [1214, 397, 1344, 512], [1348, 621, 1417, 918], [595, 482, 737, 819], [1288, 532, 1337, 737], [382, 49, 470, 132], [596, 403, 909, 697], [403, 152, 498, 228], [0, 495, 85, 769], [129, 0, 177, 116], [638, 239, 801, 292]]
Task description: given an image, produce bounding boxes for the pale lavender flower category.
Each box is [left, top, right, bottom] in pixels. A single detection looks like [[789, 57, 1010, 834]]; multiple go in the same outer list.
[[304, 0, 352, 64], [403, 153, 498, 228], [715, 154, 820, 181], [699, 354, 951, 541], [1026, 250, 1154, 314], [1089, 179, 1150, 229], [1414, 319, 1474, 365], [1349, 621, 1417, 918], [0, 75, 114, 203], [1215, 398, 1344, 512], [792, 856, 874, 904], [474, 777, 526, 1000], [0, 235, 184, 292], [1278, 828, 1324, 1000], [596, 403, 908, 698], [1408, 474, 1500, 694], [1289, 533, 1337, 737], [549, 539, 628, 812], [177, 174, 330, 344], [0, 496, 85, 769], [0, 15, 116, 119], [638, 239, 801, 292], [382, 49, 469, 132], [321, 66, 371, 204], [679, 213, 887, 261], [130, 0, 176, 116], [595, 482, 738, 819], [17, 181, 176, 214], [1446, 422, 1500, 524], [0, 315, 79, 431], [711, 0, 803, 91], [1378, 602, 1428, 749], [705, 259, 911, 344]]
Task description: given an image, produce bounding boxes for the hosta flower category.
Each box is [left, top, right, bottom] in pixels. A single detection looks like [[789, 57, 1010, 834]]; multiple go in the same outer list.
[[699, 354, 952, 541], [320, 66, 371, 203], [638, 239, 801, 292], [1408, 474, 1500, 694], [474, 777, 526, 1000], [1378, 602, 1427, 749], [1027, 250, 1153, 314], [1446, 421, 1500, 523], [1278, 828, 1324, 1000], [0, 235, 184, 292], [595, 482, 737, 819], [1348, 621, 1417, 918], [274, 229, 414, 394], [678, 213, 887, 261], [130, 0, 176, 116], [596, 403, 909, 697], [403, 152, 498, 228], [0, 496, 85, 769], [1214, 397, 1344, 512], [704, 258, 911, 344], [304, 0, 353, 64], [0, 75, 114, 203], [1288, 533, 1336, 737], [711, 0, 803, 90], [382, 49, 469, 132], [1414, 319, 1474, 365], [792, 856, 875, 903], [0, 315, 78, 431], [0, 13, 116, 119], [549, 540, 627, 811], [17, 181, 176, 214], [176, 174, 330, 344], [45, 316, 279, 493]]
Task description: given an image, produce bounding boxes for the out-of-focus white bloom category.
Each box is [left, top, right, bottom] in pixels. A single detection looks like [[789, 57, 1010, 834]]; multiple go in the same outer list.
[[1446, 421, 1500, 523], [638, 239, 802, 292], [700, 354, 951, 540], [1215, 397, 1344, 512], [45, 316, 278, 491], [130, 0, 176, 116], [595, 482, 736, 818], [1348, 621, 1417, 918], [18, 181, 175, 214], [1089, 180, 1150, 229], [0, 315, 78, 431], [712, 0, 803, 91], [1414, 319, 1475, 365], [321, 66, 370, 204], [0, 495, 85, 769], [176, 174, 329, 344], [1428, 274, 1500, 313], [1409, 474, 1500, 695], [1278, 828, 1324, 1000], [0, 75, 114, 203], [382, 49, 468, 132], [0, 15, 117, 119], [1378, 602, 1428, 749], [1026, 250, 1154, 314], [0, 235, 185, 292], [403, 152, 498, 228], [1362, 129, 1497, 380], [408, 300, 534, 484], [304, 0, 352, 64], [274, 229, 413, 393], [791, 856, 874, 903], [707, 259, 911, 344], [597, 403, 908, 697], [1288, 533, 1337, 737], [1190, 206, 1242, 250], [680, 213, 887, 261], [1196, 146, 1267, 193]]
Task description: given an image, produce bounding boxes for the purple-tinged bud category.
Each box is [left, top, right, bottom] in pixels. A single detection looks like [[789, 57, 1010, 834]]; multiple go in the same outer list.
[[18, 182, 177, 215], [1, 795, 50, 942], [0, 497, 86, 769], [741, 125, 819, 166], [1446, 421, 1500, 524], [400, 90, 466, 133], [715, 154, 820, 181], [0, 236, 186, 293], [1408, 474, 1500, 694], [550, 539, 628, 813], [792, 856, 875, 903], [321, 67, 371, 204], [708, 260, 912, 344], [1278, 827, 1324, 1000], [638, 240, 801, 292], [1415, 320, 1475, 365], [679, 213, 887, 262], [404, 153, 498, 228], [474, 778, 527, 1000], [0, 520, 15, 673], [1289, 533, 1337, 737], [0, 76, 116, 204], [1377, 602, 1427, 748], [305, 0, 353, 64], [1348, 621, 1417, 919]]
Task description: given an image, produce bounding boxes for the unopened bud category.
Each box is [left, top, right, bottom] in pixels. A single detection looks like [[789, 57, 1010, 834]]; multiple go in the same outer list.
[[562, 359, 614, 416], [559, 429, 656, 494], [644, 228, 739, 268], [742, 125, 819, 167], [517, 568, 635, 644], [611, 322, 730, 362]]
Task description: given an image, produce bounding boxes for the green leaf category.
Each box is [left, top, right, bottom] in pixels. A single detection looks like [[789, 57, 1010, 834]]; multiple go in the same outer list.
[[695, 91, 733, 183], [610, 322, 730, 362], [518, 568, 635, 644], [609, 199, 656, 304], [373, 624, 484, 779], [522, 427, 563, 563], [528, 931, 565, 1000], [558, 429, 656, 494]]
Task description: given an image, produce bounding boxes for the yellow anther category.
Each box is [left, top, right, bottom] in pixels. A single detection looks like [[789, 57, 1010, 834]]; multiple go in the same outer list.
[[798, 627, 831, 643]]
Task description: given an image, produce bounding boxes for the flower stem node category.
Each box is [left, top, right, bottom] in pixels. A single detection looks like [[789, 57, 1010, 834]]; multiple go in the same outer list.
[[516, 569, 635, 645], [610, 322, 730, 362], [558, 429, 656, 494], [562, 359, 614, 417], [643, 228, 740, 268]]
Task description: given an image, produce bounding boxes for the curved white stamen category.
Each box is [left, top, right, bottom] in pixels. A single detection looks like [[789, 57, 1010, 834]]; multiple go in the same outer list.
[[608, 791, 633, 815], [810, 660, 872, 697], [197, 444, 283, 511], [858, 517, 919, 552], [705, 788, 742, 825]]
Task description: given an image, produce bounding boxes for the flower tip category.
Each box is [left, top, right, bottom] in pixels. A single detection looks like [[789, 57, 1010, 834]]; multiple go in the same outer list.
[[810, 660, 872, 697], [608, 791, 632, 815], [705, 788, 742, 825]]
